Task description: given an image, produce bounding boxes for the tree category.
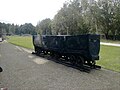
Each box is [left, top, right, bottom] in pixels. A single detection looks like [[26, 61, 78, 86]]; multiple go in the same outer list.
[[15, 25, 20, 35], [112, 0, 120, 36], [0, 22, 37, 36], [0, 22, 2, 36], [19, 23, 36, 35], [52, 0, 90, 35], [92, 0, 120, 39], [36, 18, 52, 35]]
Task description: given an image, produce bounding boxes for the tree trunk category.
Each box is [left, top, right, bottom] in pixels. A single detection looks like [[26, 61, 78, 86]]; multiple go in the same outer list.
[[105, 33, 108, 40]]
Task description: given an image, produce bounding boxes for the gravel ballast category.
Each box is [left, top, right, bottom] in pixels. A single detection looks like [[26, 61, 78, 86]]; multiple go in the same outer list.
[[0, 42, 120, 90]]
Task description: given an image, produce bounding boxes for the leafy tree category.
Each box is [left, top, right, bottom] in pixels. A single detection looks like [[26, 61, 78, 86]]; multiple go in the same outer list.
[[15, 25, 20, 35], [19, 23, 36, 35], [93, 0, 120, 39], [52, 0, 90, 35], [0, 22, 2, 36], [36, 18, 52, 35]]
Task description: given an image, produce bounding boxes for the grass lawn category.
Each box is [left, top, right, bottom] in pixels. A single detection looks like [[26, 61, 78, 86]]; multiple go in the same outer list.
[[97, 45, 120, 72], [7, 36, 34, 49], [7, 36, 120, 72]]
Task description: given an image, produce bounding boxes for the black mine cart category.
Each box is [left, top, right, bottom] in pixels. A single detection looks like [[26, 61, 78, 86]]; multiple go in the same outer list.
[[33, 34, 101, 72]]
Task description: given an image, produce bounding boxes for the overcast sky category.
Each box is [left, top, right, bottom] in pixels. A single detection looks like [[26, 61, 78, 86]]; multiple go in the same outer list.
[[0, 0, 66, 26]]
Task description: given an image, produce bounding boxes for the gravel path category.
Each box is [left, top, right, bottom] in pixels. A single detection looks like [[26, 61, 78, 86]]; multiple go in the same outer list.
[[100, 42, 120, 47], [0, 42, 120, 90]]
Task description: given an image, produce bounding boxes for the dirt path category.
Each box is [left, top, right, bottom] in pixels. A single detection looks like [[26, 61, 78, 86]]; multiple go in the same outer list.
[[100, 42, 120, 47], [0, 42, 120, 90]]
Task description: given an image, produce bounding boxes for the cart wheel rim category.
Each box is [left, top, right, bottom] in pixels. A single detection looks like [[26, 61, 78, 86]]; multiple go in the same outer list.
[[77, 56, 84, 65]]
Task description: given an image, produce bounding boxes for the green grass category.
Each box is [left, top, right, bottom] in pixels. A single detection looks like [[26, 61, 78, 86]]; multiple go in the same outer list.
[[7, 36, 120, 72], [97, 45, 120, 72], [7, 36, 34, 49]]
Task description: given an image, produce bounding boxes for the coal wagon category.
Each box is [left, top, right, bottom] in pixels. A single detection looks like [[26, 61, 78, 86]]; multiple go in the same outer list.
[[33, 34, 101, 71]]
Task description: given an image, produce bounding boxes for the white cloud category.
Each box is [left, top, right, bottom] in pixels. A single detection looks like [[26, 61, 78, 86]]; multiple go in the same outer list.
[[0, 0, 66, 26]]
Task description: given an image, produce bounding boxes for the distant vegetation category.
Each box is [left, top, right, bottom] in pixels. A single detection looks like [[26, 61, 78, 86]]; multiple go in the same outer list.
[[0, 23, 36, 36], [0, 0, 120, 41]]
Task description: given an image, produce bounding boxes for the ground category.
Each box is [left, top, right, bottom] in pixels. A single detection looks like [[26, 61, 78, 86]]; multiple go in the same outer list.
[[0, 41, 120, 90]]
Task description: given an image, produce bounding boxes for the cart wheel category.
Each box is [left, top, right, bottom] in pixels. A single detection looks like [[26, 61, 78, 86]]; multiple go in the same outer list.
[[37, 48, 43, 56], [50, 52, 53, 57], [64, 55, 69, 61], [69, 55, 76, 65], [54, 53, 60, 60], [36, 49, 39, 55], [77, 56, 84, 66], [43, 51, 47, 55], [0, 67, 3, 72]]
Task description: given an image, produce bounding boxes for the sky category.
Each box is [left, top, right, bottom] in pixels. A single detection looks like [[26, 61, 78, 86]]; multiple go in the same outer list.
[[0, 0, 66, 26]]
